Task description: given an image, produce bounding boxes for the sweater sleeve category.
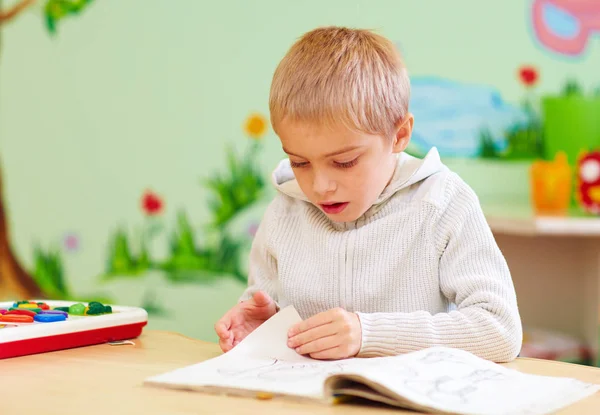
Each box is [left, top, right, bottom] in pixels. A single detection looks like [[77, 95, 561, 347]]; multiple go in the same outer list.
[[356, 174, 523, 362], [238, 199, 280, 305]]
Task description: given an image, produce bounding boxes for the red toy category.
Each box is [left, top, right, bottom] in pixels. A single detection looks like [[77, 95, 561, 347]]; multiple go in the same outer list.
[[0, 299, 148, 359], [576, 150, 600, 214]]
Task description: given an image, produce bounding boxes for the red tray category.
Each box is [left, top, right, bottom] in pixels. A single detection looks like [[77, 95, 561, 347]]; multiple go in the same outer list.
[[0, 300, 148, 359]]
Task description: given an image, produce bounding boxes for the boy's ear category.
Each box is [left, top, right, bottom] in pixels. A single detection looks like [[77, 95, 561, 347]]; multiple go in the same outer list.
[[392, 113, 414, 153]]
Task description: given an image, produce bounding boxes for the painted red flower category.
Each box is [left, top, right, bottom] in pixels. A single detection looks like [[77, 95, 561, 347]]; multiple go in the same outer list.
[[63, 233, 80, 252], [518, 65, 539, 87], [141, 190, 164, 215]]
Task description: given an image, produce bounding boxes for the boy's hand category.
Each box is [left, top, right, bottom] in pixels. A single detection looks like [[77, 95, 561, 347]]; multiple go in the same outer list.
[[287, 308, 362, 359], [214, 291, 277, 352]]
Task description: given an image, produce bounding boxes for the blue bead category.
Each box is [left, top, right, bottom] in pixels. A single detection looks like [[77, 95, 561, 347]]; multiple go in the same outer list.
[[34, 313, 67, 323]]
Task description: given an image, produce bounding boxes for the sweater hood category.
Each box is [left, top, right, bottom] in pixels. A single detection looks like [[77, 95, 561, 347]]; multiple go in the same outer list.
[[271, 147, 447, 207]]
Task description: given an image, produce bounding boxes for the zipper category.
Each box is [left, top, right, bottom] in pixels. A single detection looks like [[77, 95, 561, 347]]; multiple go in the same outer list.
[[339, 230, 348, 310], [342, 220, 358, 311]]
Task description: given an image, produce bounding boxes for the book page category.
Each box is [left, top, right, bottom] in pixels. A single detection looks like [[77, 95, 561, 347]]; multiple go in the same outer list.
[[144, 306, 344, 400], [325, 347, 600, 415], [227, 305, 311, 362], [146, 306, 599, 414]]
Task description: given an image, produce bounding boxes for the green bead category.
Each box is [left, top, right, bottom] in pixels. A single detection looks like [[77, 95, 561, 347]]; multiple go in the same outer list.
[[87, 306, 104, 314], [88, 301, 104, 307], [85, 303, 105, 316], [103, 306, 112, 314], [69, 303, 86, 315], [54, 307, 70, 313]]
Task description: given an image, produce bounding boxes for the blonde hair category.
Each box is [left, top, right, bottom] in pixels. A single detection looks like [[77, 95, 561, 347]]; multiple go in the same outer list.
[[269, 26, 410, 138]]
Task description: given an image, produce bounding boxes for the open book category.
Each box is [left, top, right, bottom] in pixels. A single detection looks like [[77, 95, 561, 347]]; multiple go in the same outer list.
[[145, 307, 599, 415]]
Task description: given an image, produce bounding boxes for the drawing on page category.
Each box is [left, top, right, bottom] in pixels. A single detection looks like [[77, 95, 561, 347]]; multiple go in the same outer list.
[[464, 369, 506, 383], [217, 358, 348, 382], [217, 359, 279, 378], [403, 368, 506, 405], [257, 361, 348, 381], [349, 358, 420, 380], [387, 364, 420, 380], [417, 349, 472, 366]]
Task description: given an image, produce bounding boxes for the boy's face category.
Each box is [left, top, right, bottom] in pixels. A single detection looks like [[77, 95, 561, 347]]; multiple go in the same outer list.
[[278, 117, 413, 222]]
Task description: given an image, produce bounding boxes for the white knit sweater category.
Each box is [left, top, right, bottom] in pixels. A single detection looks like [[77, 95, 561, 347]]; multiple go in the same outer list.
[[240, 148, 523, 362]]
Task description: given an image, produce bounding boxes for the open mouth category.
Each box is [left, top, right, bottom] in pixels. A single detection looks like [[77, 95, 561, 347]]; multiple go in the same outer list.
[[319, 202, 349, 214]]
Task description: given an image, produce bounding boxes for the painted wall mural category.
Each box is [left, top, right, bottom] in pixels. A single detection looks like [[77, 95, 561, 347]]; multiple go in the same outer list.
[[407, 67, 542, 160], [531, 0, 600, 57], [101, 114, 267, 287], [1, 0, 599, 342], [0, 0, 96, 301], [1, 109, 268, 310]]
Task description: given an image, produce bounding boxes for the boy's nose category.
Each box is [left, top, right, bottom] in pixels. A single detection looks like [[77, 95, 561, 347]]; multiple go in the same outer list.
[[312, 172, 336, 196]]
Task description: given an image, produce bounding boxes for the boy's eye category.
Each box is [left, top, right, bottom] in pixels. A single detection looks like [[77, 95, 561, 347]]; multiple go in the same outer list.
[[334, 158, 359, 169], [290, 160, 309, 168]]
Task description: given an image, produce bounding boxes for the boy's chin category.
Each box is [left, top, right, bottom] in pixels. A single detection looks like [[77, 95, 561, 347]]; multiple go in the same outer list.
[[323, 204, 369, 223]]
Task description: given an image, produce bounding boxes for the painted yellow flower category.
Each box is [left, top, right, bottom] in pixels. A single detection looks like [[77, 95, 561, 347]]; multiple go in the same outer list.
[[244, 113, 268, 139]]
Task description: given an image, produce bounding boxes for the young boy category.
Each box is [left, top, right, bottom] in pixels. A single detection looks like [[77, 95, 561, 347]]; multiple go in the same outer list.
[[215, 26, 522, 363]]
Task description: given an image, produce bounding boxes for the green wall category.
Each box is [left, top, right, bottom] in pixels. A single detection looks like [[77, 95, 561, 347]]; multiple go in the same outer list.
[[1, 0, 598, 341]]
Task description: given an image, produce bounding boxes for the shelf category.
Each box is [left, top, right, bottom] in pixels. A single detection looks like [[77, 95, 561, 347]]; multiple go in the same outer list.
[[483, 204, 600, 237], [487, 216, 600, 237]]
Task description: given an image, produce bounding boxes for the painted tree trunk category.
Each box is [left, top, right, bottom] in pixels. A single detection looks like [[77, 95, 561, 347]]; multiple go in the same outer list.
[[0, 163, 43, 299], [0, 0, 43, 299]]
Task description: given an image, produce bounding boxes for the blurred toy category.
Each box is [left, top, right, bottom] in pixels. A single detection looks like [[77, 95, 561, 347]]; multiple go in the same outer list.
[[530, 152, 572, 215], [576, 150, 600, 214], [521, 327, 592, 364]]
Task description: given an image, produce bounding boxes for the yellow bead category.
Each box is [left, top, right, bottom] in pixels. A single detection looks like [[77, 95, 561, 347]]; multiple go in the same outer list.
[[255, 392, 273, 400]]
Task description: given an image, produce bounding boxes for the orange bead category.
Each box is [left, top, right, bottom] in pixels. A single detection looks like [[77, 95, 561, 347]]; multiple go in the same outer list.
[[0, 314, 34, 323]]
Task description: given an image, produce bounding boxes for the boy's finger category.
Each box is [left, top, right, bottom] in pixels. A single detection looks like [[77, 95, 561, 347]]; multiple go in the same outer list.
[[295, 335, 338, 356], [309, 346, 341, 360], [219, 336, 233, 352], [214, 320, 231, 338], [287, 323, 334, 348], [288, 310, 334, 336], [215, 325, 230, 339], [252, 290, 272, 307]]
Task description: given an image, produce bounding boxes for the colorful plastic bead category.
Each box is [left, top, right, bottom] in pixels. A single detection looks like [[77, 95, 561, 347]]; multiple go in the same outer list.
[[37, 303, 50, 310], [86, 303, 105, 315], [13, 300, 30, 307], [69, 303, 86, 315], [34, 313, 67, 323], [104, 305, 112, 314], [10, 307, 40, 313], [40, 310, 68, 317], [6, 309, 36, 317], [0, 309, 7, 315], [0, 314, 34, 323], [18, 303, 40, 309]]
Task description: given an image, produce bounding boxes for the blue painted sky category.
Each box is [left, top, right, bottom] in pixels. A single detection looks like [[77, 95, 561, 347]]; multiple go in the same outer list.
[[409, 76, 529, 158]]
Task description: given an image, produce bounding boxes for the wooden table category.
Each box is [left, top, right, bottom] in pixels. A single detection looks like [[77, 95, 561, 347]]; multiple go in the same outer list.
[[1, 330, 600, 414]]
